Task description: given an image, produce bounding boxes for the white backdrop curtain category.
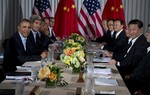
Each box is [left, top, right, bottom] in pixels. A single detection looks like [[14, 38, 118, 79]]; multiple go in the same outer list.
[[0, 0, 150, 50]]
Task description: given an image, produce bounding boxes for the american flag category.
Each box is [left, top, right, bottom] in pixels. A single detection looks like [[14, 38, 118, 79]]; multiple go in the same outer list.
[[32, 0, 51, 18], [78, 0, 103, 39]]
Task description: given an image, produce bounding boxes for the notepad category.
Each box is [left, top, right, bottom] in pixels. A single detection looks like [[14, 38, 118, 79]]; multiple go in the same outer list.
[[6, 72, 32, 80]]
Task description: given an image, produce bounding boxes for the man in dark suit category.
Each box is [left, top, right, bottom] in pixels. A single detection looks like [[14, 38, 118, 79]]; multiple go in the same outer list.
[[100, 19, 128, 57], [96, 19, 115, 46], [39, 20, 54, 50], [2, 19, 47, 73], [28, 15, 48, 55], [43, 17, 57, 42], [109, 19, 149, 77], [124, 29, 150, 95]]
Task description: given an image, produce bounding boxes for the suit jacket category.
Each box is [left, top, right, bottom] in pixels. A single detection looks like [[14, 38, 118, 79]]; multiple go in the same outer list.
[[117, 34, 149, 76], [95, 30, 115, 46], [125, 51, 150, 95], [104, 30, 128, 55], [3, 32, 41, 72], [40, 32, 53, 50], [132, 51, 150, 84]]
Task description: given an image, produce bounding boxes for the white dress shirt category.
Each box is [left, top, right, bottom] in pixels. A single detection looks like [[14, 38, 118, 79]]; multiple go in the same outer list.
[[147, 46, 150, 53], [48, 26, 55, 37]]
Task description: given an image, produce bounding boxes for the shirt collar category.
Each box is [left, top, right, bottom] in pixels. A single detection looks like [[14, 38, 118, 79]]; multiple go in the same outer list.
[[115, 29, 123, 39], [18, 32, 27, 42], [131, 34, 142, 45]]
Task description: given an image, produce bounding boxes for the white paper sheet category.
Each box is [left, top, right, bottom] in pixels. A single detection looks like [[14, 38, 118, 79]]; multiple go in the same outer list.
[[93, 57, 111, 63], [95, 78, 118, 86], [94, 68, 112, 75]]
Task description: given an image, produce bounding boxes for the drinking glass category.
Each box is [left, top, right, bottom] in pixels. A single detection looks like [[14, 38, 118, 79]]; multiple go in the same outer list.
[[87, 64, 94, 77], [15, 79, 25, 95], [48, 44, 55, 61], [31, 66, 40, 82], [84, 76, 95, 95]]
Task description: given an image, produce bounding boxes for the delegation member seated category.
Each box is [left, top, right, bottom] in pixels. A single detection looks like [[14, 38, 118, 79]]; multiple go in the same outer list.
[[96, 19, 116, 46], [100, 19, 128, 59], [109, 19, 149, 77], [28, 15, 49, 55], [124, 25, 150, 95], [43, 17, 57, 42], [2, 19, 47, 73]]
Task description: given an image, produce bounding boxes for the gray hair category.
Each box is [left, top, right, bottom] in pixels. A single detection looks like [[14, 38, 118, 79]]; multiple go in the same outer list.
[[30, 15, 41, 23]]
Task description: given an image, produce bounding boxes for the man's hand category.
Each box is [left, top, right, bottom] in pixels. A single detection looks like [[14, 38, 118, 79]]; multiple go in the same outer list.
[[108, 59, 117, 65], [103, 50, 113, 57], [40, 51, 48, 59], [99, 43, 104, 48], [134, 90, 144, 95]]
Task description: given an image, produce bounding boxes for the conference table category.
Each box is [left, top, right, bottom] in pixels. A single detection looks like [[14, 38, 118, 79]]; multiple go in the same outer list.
[[1, 59, 131, 95], [1, 42, 131, 95]]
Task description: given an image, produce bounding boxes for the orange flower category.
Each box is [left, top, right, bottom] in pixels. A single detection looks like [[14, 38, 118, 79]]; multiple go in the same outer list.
[[38, 67, 50, 79], [64, 48, 77, 56], [47, 72, 57, 81]]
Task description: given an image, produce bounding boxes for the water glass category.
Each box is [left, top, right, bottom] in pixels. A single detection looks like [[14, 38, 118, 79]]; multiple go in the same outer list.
[[48, 44, 55, 61], [49, 51, 54, 61], [31, 66, 40, 82], [86, 53, 94, 63], [87, 64, 94, 77], [84, 76, 95, 95], [15, 79, 25, 95]]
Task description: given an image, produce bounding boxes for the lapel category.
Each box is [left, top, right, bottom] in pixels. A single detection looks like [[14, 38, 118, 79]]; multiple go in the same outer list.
[[28, 31, 36, 45], [16, 32, 26, 52]]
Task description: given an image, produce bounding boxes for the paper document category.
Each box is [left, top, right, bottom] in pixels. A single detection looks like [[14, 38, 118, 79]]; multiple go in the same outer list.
[[94, 68, 112, 75], [95, 78, 118, 86], [93, 57, 111, 63]]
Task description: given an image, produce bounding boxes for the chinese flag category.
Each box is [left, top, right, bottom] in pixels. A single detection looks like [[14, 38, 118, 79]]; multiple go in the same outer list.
[[53, 0, 79, 39], [102, 0, 126, 28]]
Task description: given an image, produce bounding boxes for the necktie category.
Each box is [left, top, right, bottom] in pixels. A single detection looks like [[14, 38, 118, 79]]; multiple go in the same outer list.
[[112, 32, 116, 39], [36, 33, 40, 43], [126, 39, 133, 53], [127, 40, 132, 49]]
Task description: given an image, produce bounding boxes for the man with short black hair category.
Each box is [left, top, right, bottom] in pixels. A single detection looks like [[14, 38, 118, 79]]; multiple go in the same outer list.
[[43, 17, 57, 42]]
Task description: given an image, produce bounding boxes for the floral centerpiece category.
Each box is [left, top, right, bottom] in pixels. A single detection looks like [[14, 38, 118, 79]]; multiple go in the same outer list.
[[38, 62, 67, 87], [69, 33, 86, 46], [60, 33, 86, 74]]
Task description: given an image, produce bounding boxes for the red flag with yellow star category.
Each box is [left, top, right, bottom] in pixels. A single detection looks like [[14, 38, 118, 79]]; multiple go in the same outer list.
[[102, 0, 126, 28], [53, 0, 79, 39]]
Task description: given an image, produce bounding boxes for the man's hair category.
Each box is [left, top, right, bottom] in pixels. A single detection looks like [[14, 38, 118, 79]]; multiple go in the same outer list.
[[107, 19, 114, 23], [114, 19, 124, 25], [19, 19, 31, 26], [148, 24, 150, 27], [42, 17, 50, 20], [50, 17, 54, 19], [128, 19, 143, 29], [42, 17, 54, 21], [30, 15, 41, 23]]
